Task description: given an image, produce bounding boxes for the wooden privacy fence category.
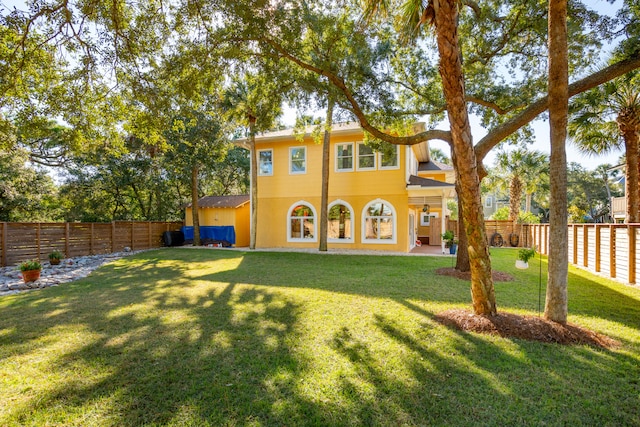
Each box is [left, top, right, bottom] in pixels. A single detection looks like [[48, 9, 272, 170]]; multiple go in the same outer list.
[[524, 223, 640, 285], [0, 221, 183, 267]]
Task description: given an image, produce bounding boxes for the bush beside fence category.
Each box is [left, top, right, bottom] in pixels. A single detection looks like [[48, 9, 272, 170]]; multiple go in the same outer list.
[[0, 221, 183, 267]]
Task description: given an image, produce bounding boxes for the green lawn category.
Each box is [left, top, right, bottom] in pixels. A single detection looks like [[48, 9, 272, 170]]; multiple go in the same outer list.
[[1, 248, 639, 426]]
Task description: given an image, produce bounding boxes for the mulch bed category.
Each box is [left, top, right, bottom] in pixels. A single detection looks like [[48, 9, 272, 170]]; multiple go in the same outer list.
[[435, 309, 620, 349], [434, 268, 618, 348]]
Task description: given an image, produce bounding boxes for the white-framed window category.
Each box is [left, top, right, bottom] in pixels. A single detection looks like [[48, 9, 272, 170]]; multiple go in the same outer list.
[[420, 211, 439, 226], [485, 196, 493, 208], [258, 149, 273, 176], [379, 144, 399, 169], [289, 146, 306, 174], [287, 202, 317, 242], [356, 143, 376, 171], [362, 199, 396, 243], [336, 143, 354, 172], [327, 200, 354, 243]]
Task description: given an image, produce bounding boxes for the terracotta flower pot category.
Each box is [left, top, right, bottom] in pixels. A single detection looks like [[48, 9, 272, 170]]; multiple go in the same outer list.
[[22, 269, 41, 283], [50, 259, 61, 265]]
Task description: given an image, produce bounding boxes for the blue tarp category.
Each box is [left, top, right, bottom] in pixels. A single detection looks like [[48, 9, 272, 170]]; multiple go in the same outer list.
[[181, 226, 236, 245]]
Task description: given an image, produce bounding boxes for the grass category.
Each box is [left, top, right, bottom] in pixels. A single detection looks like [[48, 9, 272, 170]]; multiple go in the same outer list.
[[0, 248, 639, 426]]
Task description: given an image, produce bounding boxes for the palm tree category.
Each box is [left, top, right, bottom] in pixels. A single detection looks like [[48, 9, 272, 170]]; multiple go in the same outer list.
[[569, 76, 640, 223], [222, 75, 282, 249], [491, 149, 549, 222], [363, 0, 496, 315]]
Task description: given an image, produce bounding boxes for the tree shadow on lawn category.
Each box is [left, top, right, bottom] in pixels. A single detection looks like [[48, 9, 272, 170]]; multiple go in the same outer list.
[[195, 249, 640, 333], [1, 248, 639, 425]]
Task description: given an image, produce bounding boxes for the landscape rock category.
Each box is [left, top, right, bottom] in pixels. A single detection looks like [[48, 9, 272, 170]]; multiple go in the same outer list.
[[0, 250, 147, 297]]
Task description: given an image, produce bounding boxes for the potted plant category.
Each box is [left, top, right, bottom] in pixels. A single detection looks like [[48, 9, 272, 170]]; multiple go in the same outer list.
[[441, 230, 457, 254], [19, 259, 42, 283], [516, 247, 536, 269], [48, 250, 64, 265]]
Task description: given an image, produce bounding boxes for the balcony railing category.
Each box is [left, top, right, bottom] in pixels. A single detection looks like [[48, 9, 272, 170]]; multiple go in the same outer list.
[[612, 196, 626, 217]]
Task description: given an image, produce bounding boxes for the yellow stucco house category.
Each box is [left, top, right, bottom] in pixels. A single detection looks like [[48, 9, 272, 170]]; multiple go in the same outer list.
[[237, 122, 456, 252]]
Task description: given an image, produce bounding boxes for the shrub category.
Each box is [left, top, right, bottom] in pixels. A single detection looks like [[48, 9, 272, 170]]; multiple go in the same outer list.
[[48, 250, 64, 260], [19, 259, 42, 271], [518, 247, 537, 263]]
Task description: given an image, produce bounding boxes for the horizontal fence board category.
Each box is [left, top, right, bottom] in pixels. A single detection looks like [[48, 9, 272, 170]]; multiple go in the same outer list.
[[1, 221, 182, 266]]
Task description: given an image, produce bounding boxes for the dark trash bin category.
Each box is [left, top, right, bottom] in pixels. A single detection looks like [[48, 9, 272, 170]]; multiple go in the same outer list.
[[162, 230, 185, 247]]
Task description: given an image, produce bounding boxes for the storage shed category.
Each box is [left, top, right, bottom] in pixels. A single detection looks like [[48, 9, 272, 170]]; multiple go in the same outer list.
[[184, 195, 250, 247]]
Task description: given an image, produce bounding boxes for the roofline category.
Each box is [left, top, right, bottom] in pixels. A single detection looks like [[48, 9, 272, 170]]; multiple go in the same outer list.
[[234, 122, 426, 147]]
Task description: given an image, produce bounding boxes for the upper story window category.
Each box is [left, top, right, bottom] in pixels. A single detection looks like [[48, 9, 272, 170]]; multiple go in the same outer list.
[[379, 144, 399, 169], [258, 149, 273, 176], [357, 143, 376, 171], [485, 196, 493, 208], [327, 200, 354, 243], [362, 199, 396, 243], [288, 202, 316, 242], [336, 143, 354, 172], [290, 146, 306, 174]]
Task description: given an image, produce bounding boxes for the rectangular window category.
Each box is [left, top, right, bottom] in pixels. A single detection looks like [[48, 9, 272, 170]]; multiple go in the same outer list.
[[357, 143, 375, 170], [290, 146, 306, 174], [336, 143, 353, 171], [485, 196, 493, 208], [420, 213, 431, 226], [258, 150, 273, 176], [379, 144, 399, 169]]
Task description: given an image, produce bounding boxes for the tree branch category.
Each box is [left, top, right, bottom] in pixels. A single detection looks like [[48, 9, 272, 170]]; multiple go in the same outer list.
[[474, 52, 640, 162], [261, 36, 452, 145]]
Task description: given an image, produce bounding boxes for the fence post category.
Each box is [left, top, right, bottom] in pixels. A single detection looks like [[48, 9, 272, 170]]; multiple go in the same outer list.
[[629, 225, 636, 284], [583, 225, 589, 267], [64, 223, 70, 258], [571, 224, 577, 265], [111, 221, 116, 253], [130, 222, 135, 250], [36, 223, 42, 261], [1, 222, 6, 267], [610, 225, 616, 279], [595, 224, 601, 272], [90, 223, 95, 255], [148, 221, 152, 248]]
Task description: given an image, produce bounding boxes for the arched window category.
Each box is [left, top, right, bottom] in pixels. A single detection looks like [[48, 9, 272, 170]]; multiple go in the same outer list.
[[362, 199, 396, 243], [327, 200, 354, 243], [287, 202, 317, 242]]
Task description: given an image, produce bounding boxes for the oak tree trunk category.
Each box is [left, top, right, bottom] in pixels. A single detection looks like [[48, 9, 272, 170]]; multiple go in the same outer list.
[[434, 0, 496, 315], [453, 160, 470, 272], [191, 165, 201, 247], [544, 0, 569, 324], [319, 98, 334, 252], [249, 116, 258, 249]]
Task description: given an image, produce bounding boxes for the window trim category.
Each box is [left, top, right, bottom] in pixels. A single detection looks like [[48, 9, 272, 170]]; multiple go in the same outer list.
[[289, 146, 307, 175], [361, 198, 397, 244], [257, 149, 273, 176], [356, 142, 376, 171], [379, 144, 400, 170], [335, 142, 354, 172], [327, 199, 355, 243], [287, 201, 317, 243], [485, 195, 493, 208]]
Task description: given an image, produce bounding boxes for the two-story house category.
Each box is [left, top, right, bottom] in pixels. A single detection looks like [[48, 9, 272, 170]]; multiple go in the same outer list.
[[237, 122, 456, 252]]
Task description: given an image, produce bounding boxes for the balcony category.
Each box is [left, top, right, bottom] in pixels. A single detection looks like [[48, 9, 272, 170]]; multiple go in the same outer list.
[[611, 196, 626, 220]]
